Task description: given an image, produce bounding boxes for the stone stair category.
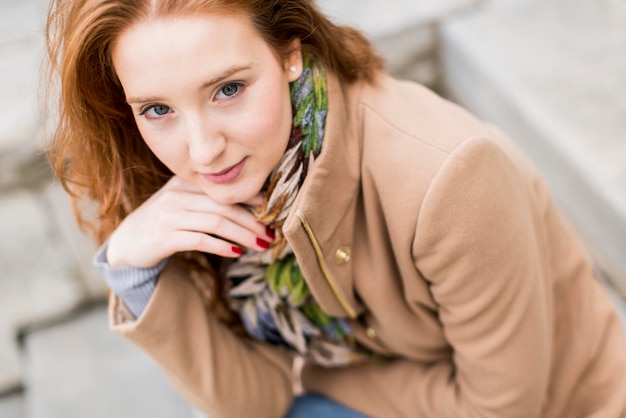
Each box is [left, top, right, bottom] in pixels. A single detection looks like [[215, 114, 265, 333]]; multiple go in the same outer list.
[[23, 306, 196, 418], [1, 0, 624, 417], [316, 0, 477, 87]]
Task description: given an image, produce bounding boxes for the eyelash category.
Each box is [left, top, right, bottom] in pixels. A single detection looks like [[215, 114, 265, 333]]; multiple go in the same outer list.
[[137, 82, 246, 120], [138, 104, 171, 120], [215, 82, 245, 101]]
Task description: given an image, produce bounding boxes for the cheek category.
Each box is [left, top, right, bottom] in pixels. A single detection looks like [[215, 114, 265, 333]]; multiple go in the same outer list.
[[136, 124, 183, 167], [247, 78, 293, 144], [220, 84, 292, 156], [136, 125, 160, 156]]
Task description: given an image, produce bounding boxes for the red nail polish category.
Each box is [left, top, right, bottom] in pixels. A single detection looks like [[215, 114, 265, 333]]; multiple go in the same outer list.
[[265, 226, 276, 240], [232, 246, 244, 255], [256, 238, 271, 249]]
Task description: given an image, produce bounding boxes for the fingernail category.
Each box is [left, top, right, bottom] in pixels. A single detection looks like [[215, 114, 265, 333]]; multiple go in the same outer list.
[[256, 238, 271, 249], [265, 226, 276, 240], [232, 246, 244, 255]]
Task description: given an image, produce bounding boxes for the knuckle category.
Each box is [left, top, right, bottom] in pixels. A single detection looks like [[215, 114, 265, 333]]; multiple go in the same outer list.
[[193, 234, 208, 250], [166, 176, 183, 189], [197, 235, 222, 256], [163, 188, 189, 206], [207, 215, 223, 231], [155, 209, 173, 228], [157, 190, 178, 205]]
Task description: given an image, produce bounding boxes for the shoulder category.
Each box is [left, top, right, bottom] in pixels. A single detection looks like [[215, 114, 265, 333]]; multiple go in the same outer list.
[[349, 73, 533, 192], [355, 73, 491, 153], [343, 73, 545, 242]]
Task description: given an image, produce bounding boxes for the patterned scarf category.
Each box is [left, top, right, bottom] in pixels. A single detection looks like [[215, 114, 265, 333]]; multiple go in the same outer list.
[[225, 57, 370, 367]]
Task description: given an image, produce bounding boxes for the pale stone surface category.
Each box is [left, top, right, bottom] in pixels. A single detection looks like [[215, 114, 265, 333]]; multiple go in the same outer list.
[[316, 0, 474, 86], [192, 407, 210, 418], [317, 0, 475, 38], [24, 306, 194, 418], [0, 44, 43, 152], [0, 0, 49, 46], [0, 43, 48, 191], [440, 0, 626, 294], [0, 191, 84, 325], [0, 0, 50, 191], [0, 191, 85, 394], [0, 392, 24, 418], [374, 25, 438, 83], [44, 182, 107, 300], [0, 325, 22, 398]]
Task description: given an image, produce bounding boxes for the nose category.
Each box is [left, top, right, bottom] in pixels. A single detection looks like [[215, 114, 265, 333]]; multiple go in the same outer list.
[[185, 112, 226, 166]]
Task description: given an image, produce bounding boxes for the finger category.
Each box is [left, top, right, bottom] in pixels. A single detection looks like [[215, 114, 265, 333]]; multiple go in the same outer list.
[[153, 189, 272, 240], [168, 212, 272, 251], [169, 230, 247, 258]]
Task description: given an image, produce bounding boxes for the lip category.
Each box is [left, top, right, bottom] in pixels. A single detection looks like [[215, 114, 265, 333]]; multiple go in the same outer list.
[[200, 157, 247, 185]]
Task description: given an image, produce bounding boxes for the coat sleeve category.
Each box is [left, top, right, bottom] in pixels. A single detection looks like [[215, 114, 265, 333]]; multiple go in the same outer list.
[[108, 262, 295, 418], [302, 137, 552, 418]]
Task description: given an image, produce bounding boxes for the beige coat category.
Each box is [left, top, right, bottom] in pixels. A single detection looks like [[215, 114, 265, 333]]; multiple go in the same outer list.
[[109, 72, 626, 418]]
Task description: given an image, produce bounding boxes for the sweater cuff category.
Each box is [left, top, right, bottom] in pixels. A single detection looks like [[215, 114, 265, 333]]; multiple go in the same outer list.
[[93, 241, 168, 318]]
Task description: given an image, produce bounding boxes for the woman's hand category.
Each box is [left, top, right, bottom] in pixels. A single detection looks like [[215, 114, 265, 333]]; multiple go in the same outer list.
[[106, 176, 273, 269]]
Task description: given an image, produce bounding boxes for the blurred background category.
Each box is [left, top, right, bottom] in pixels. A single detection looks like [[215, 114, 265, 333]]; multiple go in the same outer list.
[[1, 0, 625, 416]]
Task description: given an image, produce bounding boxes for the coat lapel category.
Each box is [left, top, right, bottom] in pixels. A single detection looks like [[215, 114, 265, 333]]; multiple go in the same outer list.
[[283, 73, 365, 318]]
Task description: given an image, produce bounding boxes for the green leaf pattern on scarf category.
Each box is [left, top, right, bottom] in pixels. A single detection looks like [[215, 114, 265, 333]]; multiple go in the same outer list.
[[291, 55, 328, 159]]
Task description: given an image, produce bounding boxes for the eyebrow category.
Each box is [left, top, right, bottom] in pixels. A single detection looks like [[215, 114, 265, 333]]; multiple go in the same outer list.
[[126, 63, 255, 105]]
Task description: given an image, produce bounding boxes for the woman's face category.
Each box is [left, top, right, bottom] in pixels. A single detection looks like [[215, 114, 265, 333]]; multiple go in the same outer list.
[[112, 13, 302, 205]]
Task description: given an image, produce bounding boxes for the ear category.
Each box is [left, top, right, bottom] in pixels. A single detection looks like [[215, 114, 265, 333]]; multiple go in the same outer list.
[[284, 38, 303, 82]]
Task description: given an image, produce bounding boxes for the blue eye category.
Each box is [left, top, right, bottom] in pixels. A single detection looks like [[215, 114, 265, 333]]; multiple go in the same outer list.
[[216, 82, 243, 100], [151, 105, 170, 115], [140, 104, 171, 119]]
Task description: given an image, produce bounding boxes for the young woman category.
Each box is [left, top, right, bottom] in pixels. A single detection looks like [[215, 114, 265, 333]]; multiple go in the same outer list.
[[45, 0, 626, 417]]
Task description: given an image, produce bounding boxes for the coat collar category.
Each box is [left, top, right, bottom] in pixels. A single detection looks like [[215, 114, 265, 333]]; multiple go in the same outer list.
[[283, 72, 366, 318]]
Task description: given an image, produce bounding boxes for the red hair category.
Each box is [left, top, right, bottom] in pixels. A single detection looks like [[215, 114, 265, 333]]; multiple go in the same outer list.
[[45, 0, 383, 243]]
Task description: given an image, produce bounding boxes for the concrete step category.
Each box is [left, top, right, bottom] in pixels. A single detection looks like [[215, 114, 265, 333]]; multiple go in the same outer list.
[[23, 306, 195, 418], [439, 0, 626, 295], [0, 190, 86, 395], [0, 0, 49, 47], [0, 0, 50, 192], [0, 183, 107, 396], [0, 392, 25, 418], [317, 0, 477, 86], [318, 0, 475, 39]]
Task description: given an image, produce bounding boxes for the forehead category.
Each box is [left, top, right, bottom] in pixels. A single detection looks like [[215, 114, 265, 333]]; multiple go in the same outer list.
[[111, 13, 278, 94], [113, 12, 262, 60]]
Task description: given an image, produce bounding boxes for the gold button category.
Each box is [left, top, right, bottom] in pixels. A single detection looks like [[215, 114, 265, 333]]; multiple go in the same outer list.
[[365, 327, 377, 340], [335, 246, 351, 264]]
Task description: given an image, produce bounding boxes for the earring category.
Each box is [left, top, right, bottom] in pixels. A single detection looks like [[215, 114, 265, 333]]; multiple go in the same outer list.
[[289, 65, 297, 73]]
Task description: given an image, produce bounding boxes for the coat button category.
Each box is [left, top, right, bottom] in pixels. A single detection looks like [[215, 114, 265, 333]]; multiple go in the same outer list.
[[365, 327, 377, 340], [335, 246, 351, 264]]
